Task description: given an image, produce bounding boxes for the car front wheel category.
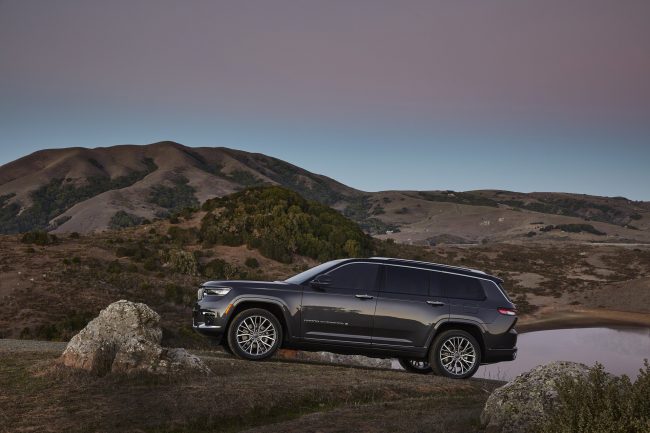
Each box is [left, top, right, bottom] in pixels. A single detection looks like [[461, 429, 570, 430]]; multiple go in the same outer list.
[[398, 358, 434, 374], [227, 308, 282, 360], [429, 330, 481, 379]]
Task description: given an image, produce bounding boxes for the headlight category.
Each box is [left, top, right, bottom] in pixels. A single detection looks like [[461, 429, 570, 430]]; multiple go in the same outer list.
[[198, 287, 231, 299]]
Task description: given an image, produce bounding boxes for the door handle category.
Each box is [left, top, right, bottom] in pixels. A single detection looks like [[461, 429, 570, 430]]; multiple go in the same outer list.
[[355, 294, 374, 300], [426, 300, 445, 306]]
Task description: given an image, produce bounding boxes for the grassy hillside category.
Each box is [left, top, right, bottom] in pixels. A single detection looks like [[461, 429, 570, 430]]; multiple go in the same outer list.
[[200, 186, 372, 263], [1, 142, 649, 244], [0, 340, 500, 433]]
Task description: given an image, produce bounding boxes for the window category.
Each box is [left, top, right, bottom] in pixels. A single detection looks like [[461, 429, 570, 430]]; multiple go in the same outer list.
[[326, 263, 379, 290], [434, 272, 485, 300], [384, 266, 429, 296]]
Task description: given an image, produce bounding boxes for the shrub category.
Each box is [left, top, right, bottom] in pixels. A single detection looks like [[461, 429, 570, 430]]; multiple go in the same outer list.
[[167, 226, 198, 246], [166, 249, 198, 276], [109, 210, 145, 229], [200, 186, 372, 263], [201, 258, 238, 279], [69, 232, 80, 239], [21, 230, 56, 245], [244, 257, 260, 268], [149, 176, 199, 214], [541, 224, 605, 236], [539, 361, 650, 433]]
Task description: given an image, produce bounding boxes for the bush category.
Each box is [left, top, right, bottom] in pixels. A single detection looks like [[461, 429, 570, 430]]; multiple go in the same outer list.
[[244, 257, 260, 268], [541, 224, 605, 236], [200, 186, 372, 263], [109, 210, 145, 229], [166, 249, 198, 276], [149, 176, 199, 214], [21, 230, 56, 245], [201, 258, 238, 279], [539, 361, 650, 433]]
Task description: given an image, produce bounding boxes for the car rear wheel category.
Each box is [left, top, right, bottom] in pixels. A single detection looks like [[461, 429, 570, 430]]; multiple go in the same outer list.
[[227, 308, 283, 360], [429, 330, 481, 379], [398, 358, 434, 374]]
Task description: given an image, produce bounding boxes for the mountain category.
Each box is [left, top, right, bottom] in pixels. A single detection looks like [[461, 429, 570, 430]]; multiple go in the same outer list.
[[0, 141, 360, 234], [1, 141, 649, 243]]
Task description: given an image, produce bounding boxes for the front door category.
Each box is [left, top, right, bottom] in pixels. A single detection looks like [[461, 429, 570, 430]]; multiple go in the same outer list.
[[301, 262, 380, 345]]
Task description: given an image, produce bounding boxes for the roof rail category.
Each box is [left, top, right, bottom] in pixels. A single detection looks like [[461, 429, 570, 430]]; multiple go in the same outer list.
[[369, 257, 487, 275]]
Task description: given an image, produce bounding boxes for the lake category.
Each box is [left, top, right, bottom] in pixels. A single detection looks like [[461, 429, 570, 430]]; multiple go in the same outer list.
[[475, 327, 650, 381]]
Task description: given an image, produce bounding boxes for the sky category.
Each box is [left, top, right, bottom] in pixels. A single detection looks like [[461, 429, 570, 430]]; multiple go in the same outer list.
[[1, 0, 649, 199]]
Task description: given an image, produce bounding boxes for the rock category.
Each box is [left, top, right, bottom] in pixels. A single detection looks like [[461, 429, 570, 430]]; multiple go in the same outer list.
[[278, 349, 392, 369], [60, 300, 210, 375], [481, 361, 593, 433]]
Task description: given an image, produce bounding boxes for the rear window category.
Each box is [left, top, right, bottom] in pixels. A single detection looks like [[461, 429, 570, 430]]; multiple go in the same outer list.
[[383, 265, 429, 296], [434, 272, 486, 300]]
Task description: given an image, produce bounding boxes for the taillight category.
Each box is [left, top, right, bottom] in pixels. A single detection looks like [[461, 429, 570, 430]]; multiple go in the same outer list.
[[498, 308, 517, 316]]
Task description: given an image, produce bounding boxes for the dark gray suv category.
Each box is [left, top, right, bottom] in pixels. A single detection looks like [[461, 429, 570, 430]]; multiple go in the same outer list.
[[193, 257, 517, 379]]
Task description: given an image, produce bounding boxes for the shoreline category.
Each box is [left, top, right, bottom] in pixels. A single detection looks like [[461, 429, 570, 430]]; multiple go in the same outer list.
[[517, 308, 650, 333]]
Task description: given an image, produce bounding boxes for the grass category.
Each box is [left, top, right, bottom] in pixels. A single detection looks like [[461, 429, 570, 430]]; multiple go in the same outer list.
[[0, 344, 499, 433]]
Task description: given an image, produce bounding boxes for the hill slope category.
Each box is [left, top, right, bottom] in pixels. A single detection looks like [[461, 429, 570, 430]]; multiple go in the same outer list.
[[0, 141, 360, 234], [1, 141, 649, 243]]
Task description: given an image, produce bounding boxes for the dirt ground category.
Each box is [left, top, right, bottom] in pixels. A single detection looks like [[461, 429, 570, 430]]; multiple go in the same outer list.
[[0, 339, 499, 433]]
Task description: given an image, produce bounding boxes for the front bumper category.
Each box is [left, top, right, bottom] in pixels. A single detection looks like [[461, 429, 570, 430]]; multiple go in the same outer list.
[[192, 300, 231, 338]]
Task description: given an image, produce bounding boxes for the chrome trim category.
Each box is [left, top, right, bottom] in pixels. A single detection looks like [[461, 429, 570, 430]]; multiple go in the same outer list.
[[194, 323, 222, 330], [370, 257, 487, 275]]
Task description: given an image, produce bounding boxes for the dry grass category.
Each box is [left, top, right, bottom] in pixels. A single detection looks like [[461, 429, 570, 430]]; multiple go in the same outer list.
[[0, 342, 499, 433]]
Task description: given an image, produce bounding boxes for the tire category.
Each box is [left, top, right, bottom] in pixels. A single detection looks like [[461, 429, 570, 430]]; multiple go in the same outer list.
[[398, 358, 434, 374], [429, 330, 481, 379], [227, 308, 283, 360]]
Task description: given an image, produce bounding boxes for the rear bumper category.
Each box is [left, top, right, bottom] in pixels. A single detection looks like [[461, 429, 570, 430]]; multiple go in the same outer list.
[[483, 347, 517, 363], [482, 327, 518, 363]]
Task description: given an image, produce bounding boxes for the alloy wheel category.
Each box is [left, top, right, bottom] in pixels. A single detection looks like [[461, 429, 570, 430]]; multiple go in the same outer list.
[[235, 315, 277, 356], [439, 336, 477, 376]]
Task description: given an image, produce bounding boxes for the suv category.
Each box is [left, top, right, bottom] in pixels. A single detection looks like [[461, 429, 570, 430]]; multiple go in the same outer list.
[[193, 257, 517, 379]]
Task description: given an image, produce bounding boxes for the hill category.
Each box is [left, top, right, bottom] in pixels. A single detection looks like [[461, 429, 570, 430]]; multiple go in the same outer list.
[[0, 141, 360, 234], [1, 141, 649, 244]]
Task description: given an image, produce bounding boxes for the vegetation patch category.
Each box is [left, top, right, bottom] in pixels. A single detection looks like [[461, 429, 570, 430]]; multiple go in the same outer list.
[[539, 362, 650, 433], [540, 224, 605, 236], [149, 175, 199, 214], [109, 211, 146, 229], [200, 186, 372, 263], [0, 158, 157, 234], [417, 191, 499, 208], [21, 230, 58, 245], [501, 196, 631, 227]]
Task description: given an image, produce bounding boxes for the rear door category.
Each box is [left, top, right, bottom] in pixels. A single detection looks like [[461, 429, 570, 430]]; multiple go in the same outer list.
[[301, 262, 380, 345], [372, 265, 449, 348], [436, 272, 487, 322]]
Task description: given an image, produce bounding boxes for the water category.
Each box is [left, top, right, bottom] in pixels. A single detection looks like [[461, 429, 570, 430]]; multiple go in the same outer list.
[[475, 327, 650, 381]]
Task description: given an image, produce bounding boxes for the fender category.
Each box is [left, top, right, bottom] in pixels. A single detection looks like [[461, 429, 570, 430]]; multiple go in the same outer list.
[[228, 294, 296, 337], [425, 317, 487, 349]]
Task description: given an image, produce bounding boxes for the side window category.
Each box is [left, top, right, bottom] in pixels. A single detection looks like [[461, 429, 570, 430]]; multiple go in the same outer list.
[[325, 263, 379, 290], [438, 273, 486, 300], [384, 266, 429, 296]]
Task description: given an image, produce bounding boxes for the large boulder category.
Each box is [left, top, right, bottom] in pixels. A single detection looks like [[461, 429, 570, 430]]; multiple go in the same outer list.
[[481, 361, 593, 433], [60, 300, 210, 375]]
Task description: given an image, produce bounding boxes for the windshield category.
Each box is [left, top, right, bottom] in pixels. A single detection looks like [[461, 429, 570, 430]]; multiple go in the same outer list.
[[284, 259, 347, 285]]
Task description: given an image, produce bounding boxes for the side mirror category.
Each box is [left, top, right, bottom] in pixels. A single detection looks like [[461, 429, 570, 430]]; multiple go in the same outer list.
[[310, 274, 332, 288]]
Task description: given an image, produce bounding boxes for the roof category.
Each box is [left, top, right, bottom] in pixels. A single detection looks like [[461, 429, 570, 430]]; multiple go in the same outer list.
[[367, 257, 502, 282]]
